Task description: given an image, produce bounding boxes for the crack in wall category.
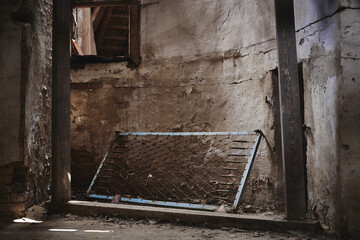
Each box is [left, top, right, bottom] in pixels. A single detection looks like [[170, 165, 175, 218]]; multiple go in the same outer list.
[[296, 6, 360, 33]]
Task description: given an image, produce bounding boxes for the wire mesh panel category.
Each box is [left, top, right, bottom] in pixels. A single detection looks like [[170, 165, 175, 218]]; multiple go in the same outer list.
[[87, 132, 262, 211]]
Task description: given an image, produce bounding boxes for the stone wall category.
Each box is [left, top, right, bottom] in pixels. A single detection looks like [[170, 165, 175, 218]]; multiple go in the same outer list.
[[295, 1, 360, 237], [70, 0, 360, 237], [339, 1, 360, 237], [23, 0, 53, 206], [0, 0, 357, 237], [0, 0, 52, 217], [295, 0, 342, 233], [71, 0, 281, 212]]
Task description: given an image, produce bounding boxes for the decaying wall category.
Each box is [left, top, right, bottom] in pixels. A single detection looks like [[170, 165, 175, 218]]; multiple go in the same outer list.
[[295, 0, 360, 237], [71, 0, 281, 213], [295, 0, 343, 233], [338, 0, 360, 237], [70, 0, 360, 237], [0, 0, 52, 217]]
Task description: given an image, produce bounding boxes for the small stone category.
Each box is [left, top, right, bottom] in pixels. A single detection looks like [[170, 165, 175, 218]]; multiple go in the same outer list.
[[321, 224, 330, 231], [216, 204, 227, 213], [148, 219, 157, 224], [0, 176, 12, 185], [220, 227, 230, 231], [11, 193, 28, 203], [0, 167, 13, 176]]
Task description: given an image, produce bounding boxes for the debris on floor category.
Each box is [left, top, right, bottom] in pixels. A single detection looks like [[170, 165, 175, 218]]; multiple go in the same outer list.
[[0, 214, 334, 240]]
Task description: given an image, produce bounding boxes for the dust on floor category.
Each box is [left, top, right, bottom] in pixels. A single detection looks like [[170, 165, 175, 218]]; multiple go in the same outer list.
[[0, 214, 335, 240]]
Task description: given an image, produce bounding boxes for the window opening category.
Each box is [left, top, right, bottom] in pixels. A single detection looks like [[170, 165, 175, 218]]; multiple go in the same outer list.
[[71, 0, 140, 65], [72, 5, 130, 57]]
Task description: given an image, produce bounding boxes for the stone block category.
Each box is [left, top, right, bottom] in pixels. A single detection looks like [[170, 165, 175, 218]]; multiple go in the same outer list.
[[0, 176, 12, 185], [11, 193, 28, 203], [0, 185, 11, 194], [13, 166, 28, 180], [0, 194, 10, 203], [0, 166, 13, 176], [0, 203, 26, 214]]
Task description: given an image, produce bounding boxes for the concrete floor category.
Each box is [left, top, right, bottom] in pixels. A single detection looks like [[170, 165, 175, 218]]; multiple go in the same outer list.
[[0, 214, 333, 240]]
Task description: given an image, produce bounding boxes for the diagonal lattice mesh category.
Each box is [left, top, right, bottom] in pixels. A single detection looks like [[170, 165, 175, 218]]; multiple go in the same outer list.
[[87, 132, 259, 207]]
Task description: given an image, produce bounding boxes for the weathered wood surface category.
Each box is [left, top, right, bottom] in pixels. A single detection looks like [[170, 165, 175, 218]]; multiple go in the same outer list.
[[73, 0, 130, 7], [274, 0, 307, 220], [130, 0, 140, 65], [52, 0, 72, 202]]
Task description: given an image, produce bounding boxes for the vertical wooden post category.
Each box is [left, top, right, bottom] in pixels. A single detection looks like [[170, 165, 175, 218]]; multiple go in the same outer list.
[[274, 0, 306, 219], [130, 0, 140, 65], [52, 0, 72, 202]]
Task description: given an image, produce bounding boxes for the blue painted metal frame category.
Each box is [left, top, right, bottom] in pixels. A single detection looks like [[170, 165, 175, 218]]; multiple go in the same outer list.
[[232, 132, 263, 211], [115, 131, 255, 136], [87, 131, 262, 212], [86, 136, 118, 197], [88, 194, 219, 211]]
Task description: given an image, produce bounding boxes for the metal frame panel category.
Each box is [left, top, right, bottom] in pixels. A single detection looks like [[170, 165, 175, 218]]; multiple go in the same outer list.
[[232, 133, 262, 211], [88, 194, 219, 211], [87, 131, 262, 212], [116, 131, 255, 136], [86, 136, 119, 196]]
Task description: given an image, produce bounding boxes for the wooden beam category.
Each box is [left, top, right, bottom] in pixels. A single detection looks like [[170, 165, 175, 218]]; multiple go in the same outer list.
[[111, 14, 129, 18], [99, 46, 127, 51], [103, 35, 128, 41], [96, 7, 113, 47], [72, 0, 130, 7], [52, 0, 72, 202], [274, 0, 307, 220], [72, 39, 84, 55], [106, 25, 129, 30], [91, 7, 101, 22], [93, 7, 106, 32], [129, 0, 140, 65]]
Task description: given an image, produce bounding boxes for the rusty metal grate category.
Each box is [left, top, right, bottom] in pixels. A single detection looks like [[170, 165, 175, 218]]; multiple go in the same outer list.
[[86, 131, 262, 211]]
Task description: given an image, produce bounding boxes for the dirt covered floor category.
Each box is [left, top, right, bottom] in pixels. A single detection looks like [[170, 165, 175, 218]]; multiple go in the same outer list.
[[0, 213, 334, 240]]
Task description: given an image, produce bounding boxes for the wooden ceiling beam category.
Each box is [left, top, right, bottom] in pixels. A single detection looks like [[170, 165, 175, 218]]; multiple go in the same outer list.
[[91, 7, 101, 22], [106, 25, 129, 30], [96, 7, 114, 47], [103, 36, 128, 41], [72, 0, 130, 8], [99, 46, 127, 50], [93, 7, 106, 32]]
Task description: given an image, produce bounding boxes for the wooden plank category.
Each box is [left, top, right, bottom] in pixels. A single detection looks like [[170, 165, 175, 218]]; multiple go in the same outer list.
[[99, 46, 127, 51], [111, 14, 129, 18], [274, 0, 306, 220], [96, 7, 114, 47], [52, 0, 72, 202], [73, 0, 130, 7], [106, 25, 129, 30], [93, 7, 106, 32], [91, 7, 101, 22], [129, 0, 140, 65], [72, 39, 84, 55], [103, 36, 128, 41]]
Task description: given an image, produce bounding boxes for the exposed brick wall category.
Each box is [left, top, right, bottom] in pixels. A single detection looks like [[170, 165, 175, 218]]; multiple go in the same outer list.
[[0, 0, 53, 219], [0, 164, 30, 218]]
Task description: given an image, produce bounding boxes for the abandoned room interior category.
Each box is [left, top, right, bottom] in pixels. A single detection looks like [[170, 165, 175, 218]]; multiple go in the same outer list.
[[0, 0, 359, 239]]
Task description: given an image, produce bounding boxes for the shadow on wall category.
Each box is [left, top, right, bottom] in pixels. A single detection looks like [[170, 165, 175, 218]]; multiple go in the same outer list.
[[71, 149, 97, 192]]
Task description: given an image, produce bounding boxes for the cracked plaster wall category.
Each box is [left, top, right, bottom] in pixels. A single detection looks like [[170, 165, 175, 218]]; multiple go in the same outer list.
[[71, 0, 281, 213], [0, 0, 52, 217], [295, 0, 360, 237], [71, 0, 360, 236], [339, 6, 360, 238]]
